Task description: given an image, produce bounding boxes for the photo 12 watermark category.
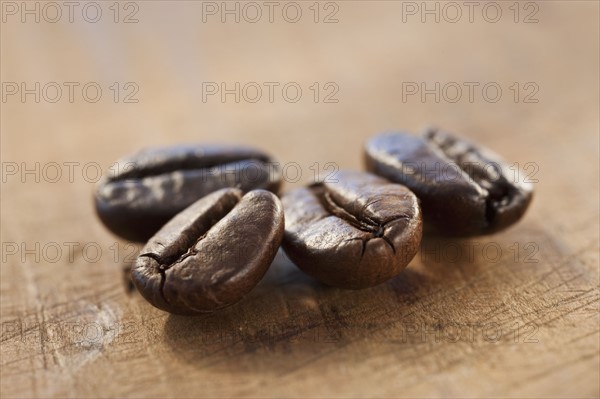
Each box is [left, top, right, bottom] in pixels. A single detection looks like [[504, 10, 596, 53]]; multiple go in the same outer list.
[[201, 81, 340, 104], [1, 1, 140, 23], [1, 82, 140, 104], [393, 320, 540, 344], [419, 239, 539, 264], [401, 81, 540, 104], [199, 1, 340, 24], [400, 1, 540, 24]]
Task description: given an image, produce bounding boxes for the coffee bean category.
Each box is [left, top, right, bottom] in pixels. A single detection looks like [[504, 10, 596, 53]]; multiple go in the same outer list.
[[282, 171, 422, 289], [364, 129, 534, 236], [132, 188, 284, 315], [95, 144, 281, 242]]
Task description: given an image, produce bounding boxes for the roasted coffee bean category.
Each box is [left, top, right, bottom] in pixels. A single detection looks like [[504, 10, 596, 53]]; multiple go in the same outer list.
[[95, 144, 281, 242], [132, 188, 284, 315], [364, 129, 534, 236], [282, 171, 422, 289]]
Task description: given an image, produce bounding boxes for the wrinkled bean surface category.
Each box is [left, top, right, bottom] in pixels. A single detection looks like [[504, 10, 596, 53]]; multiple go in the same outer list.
[[132, 188, 284, 315], [95, 144, 281, 241], [364, 129, 533, 236], [282, 171, 422, 289]]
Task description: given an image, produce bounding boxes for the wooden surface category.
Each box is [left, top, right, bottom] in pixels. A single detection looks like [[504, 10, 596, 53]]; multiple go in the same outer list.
[[1, 1, 599, 397]]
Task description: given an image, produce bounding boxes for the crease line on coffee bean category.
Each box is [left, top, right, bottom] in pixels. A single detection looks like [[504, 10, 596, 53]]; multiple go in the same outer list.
[[138, 252, 172, 306], [423, 129, 517, 226], [315, 187, 406, 256]]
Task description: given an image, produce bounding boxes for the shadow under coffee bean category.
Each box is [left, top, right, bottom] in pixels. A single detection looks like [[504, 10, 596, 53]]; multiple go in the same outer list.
[[364, 129, 534, 236], [132, 188, 284, 315], [282, 171, 422, 289], [95, 144, 281, 242]]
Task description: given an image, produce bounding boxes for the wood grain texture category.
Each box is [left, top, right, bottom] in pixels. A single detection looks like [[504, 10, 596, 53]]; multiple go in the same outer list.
[[1, 1, 598, 398]]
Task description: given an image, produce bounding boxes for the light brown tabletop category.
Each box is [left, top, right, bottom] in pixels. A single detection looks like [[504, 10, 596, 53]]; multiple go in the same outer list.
[[1, 1, 599, 397]]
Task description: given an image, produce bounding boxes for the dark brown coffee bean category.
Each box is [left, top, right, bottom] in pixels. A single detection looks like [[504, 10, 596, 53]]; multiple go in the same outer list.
[[282, 171, 422, 289], [132, 188, 284, 315], [364, 129, 534, 236], [95, 144, 281, 242]]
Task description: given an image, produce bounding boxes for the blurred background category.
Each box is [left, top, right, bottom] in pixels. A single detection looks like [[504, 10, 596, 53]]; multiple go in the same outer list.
[[1, 1, 599, 398]]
